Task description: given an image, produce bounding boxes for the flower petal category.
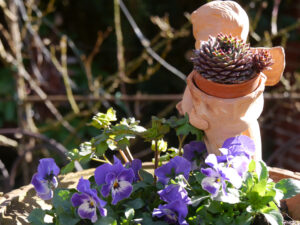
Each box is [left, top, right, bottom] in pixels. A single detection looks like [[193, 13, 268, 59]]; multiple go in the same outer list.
[[31, 173, 53, 200], [31, 174, 48, 193], [155, 163, 173, 185], [183, 141, 206, 162], [117, 169, 134, 183], [111, 180, 132, 205], [77, 177, 92, 193], [95, 156, 124, 186], [158, 184, 191, 205], [201, 177, 220, 197], [71, 193, 89, 207], [126, 159, 142, 182], [221, 167, 242, 188], [37, 158, 60, 180], [94, 163, 114, 186], [201, 167, 218, 178], [205, 154, 218, 168], [172, 156, 191, 180], [153, 201, 188, 225], [222, 135, 255, 158], [101, 183, 112, 197], [168, 201, 188, 225], [77, 200, 97, 223]]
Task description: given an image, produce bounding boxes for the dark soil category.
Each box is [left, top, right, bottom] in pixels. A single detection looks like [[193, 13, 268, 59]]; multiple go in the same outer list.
[[252, 201, 300, 225]]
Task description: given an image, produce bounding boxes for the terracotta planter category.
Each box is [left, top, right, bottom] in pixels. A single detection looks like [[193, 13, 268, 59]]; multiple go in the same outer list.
[[193, 70, 262, 99], [0, 167, 299, 224]]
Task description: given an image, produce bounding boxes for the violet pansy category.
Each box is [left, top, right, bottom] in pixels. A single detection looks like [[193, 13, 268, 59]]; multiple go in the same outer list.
[[95, 156, 135, 205], [71, 178, 107, 223], [31, 158, 60, 200]]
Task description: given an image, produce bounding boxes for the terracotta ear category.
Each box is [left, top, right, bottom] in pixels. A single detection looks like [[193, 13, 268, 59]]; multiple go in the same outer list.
[[251, 46, 285, 86]]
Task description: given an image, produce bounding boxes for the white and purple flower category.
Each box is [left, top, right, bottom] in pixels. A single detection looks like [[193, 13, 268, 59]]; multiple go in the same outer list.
[[31, 158, 60, 200], [217, 135, 255, 177], [152, 200, 188, 225], [95, 156, 135, 205], [201, 154, 242, 197], [183, 141, 207, 170], [71, 178, 107, 223], [155, 156, 191, 185]]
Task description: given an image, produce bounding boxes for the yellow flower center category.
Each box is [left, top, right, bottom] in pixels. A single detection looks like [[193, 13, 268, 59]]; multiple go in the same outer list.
[[113, 180, 120, 189]]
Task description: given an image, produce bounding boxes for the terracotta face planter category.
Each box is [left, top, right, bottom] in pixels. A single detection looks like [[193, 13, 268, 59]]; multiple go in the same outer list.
[[177, 1, 286, 159]]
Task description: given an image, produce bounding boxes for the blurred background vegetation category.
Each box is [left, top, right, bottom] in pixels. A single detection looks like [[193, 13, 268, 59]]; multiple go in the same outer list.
[[0, 0, 300, 193]]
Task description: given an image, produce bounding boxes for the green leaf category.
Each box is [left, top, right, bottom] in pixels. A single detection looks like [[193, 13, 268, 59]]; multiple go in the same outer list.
[[263, 210, 283, 225], [141, 213, 168, 225], [94, 217, 117, 225], [57, 214, 80, 225], [248, 160, 256, 172], [207, 201, 223, 214], [140, 169, 154, 184], [28, 209, 46, 225], [125, 198, 145, 209], [213, 188, 240, 204], [275, 178, 300, 199], [53, 189, 72, 212], [141, 117, 170, 141], [96, 141, 108, 156], [194, 171, 205, 184], [125, 208, 135, 220], [175, 114, 203, 140], [61, 161, 75, 174], [190, 195, 209, 207], [89, 108, 117, 129], [235, 213, 253, 225], [256, 161, 268, 182], [132, 181, 148, 191]]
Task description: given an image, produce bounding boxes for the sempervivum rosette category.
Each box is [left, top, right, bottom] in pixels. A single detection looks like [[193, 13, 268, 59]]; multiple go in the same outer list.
[[191, 33, 273, 84]]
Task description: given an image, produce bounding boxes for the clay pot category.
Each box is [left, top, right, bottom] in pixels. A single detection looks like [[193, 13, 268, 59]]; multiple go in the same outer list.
[[193, 70, 262, 99]]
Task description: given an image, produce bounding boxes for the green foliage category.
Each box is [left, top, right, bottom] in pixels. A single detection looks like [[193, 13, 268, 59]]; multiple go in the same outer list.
[[52, 189, 80, 225], [89, 108, 117, 129], [27, 109, 300, 225], [275, 178, 300, 199], [28, 209, 47, 225]]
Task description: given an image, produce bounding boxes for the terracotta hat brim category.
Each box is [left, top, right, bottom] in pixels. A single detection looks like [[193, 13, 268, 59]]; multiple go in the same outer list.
[[250, 46, 285, 86]]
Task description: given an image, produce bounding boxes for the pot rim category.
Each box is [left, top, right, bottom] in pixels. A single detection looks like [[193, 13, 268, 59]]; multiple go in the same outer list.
[[192, 70, 262, 99]]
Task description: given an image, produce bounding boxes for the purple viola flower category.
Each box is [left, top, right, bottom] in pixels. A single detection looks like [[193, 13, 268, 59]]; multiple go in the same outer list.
[[71, 178, 107, 223], [31, 158, 60, 200], [158, 184, 191, 205], [183, 141, 207, 170], [152, 200, 188, 225], [95, 156, 135, 205], [155, 156, 191, 185], [201, 154, 242, 197], [217, 135, 255, 163], [125, 159, 142, 182]]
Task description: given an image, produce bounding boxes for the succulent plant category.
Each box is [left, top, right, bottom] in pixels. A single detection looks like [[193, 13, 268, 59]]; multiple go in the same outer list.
[[191, 33, 273, 84]]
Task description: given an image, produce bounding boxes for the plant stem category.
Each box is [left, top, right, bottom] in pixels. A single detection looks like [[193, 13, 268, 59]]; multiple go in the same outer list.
[[125, 146, 134, 162], [91, 158, 109, 164], [154, 140, 160, 185], [178, 135, 187, 156], [119, 149, 129, 163], [103, 154, 112, 164]]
